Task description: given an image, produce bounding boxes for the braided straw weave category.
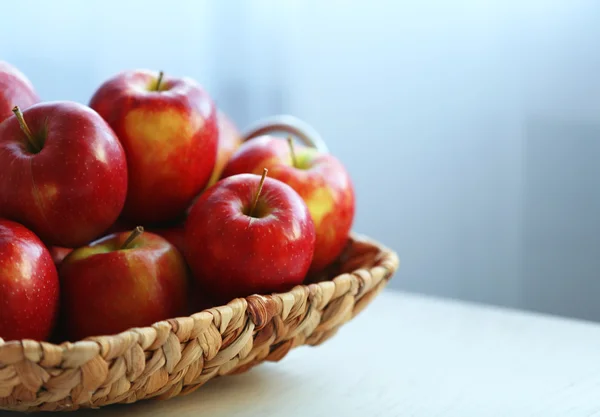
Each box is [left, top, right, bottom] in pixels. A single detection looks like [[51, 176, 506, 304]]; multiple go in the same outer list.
[[0, 233, 398, 412]]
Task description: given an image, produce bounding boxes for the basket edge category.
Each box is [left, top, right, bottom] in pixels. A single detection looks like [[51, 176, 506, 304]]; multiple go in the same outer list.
[[0, 232, 399, 368]]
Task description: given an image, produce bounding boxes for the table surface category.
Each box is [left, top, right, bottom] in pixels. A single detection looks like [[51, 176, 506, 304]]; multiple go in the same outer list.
[[3, 289, 600, 416]]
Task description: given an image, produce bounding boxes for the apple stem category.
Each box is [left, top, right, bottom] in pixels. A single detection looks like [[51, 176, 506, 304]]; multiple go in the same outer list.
[[155, 71, 164, 91], [287, 136, 298, 167], [12, 106, 41, 153], [120, 226, 144, 250], [249, 168, 268, 218]]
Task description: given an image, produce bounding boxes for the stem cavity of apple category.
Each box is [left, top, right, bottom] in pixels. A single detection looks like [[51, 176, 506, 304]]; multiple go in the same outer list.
[[287, 136, 298, 168], [12, 106, 42, 153], [249, 168, 268, 218], [120, 226, 144, 250], [155, 71, 165, 91]]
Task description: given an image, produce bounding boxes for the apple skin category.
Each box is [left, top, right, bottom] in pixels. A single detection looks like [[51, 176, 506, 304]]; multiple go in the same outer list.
[[0, 219, 59, 341], [148, 225, 211, 314], [190, 288, 218, 312], [49, 246, 73, 266], [206, 110, 243, 188], [58, 230, 190, 341], [0, 101, 128, 248], [150, 226, 186, 256], [184, 173, 316, 304], [221, 136, 355, 273], [89, 69, 219, 225], [0, 61, 40, 123]]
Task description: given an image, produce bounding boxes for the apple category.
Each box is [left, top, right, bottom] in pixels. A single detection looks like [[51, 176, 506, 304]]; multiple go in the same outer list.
[[148, 224, 213, 314], [184, 169, 316, 304], [0, 219, 59, 341], [0, 61, 40, 123], [0, 101, 128, 248], [49, 246, 73, 266], [220, 135, 355, 273], [89, 69, 219, 225], [190, 289, 218, 312], [111, 220, 188, 254], [58, 227, 190, 341], [150, 225, 186, 256], [206, 110, 243, 188]]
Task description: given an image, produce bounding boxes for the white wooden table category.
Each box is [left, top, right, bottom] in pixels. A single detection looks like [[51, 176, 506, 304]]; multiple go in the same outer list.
[[3, 289, 600, 416]]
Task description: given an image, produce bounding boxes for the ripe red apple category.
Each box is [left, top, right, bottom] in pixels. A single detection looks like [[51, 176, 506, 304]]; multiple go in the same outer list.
[[206, 110, 243, 188], [190, 289, 218, 312], [150, 225, 186, 256], [0, 101, 128, 247], [89, 69, 218, 225], [0, 219, 59, 341], [49, 246, 73, 266], [148, 224, 216, 314], [184, 170, 316, 304], [221, 136, 355, 273], [59, 227, 190, 341], [111, 220, 188, 253], [0, 61, 40, 123]]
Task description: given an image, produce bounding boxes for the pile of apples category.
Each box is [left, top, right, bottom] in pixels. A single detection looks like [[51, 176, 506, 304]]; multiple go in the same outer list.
[[0, 61, 355, 344]]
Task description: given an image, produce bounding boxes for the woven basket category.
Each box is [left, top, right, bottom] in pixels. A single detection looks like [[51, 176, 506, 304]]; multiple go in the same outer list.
[[0, 233, 398, 412]]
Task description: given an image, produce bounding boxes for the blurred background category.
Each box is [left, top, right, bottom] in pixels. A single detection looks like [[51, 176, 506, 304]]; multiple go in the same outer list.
[[2, 0, 600, 322]]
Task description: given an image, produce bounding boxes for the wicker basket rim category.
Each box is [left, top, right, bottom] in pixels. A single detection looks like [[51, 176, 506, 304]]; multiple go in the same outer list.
[[0, 232, 399, 368]]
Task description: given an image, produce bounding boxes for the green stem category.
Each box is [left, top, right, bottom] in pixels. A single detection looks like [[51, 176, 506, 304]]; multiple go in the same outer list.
[[155, 71, 164, 91], [120, 226, 144, 249], [249, 169, 268, 217], [287, 136, 298, 167], [12, 106, 41, 153]]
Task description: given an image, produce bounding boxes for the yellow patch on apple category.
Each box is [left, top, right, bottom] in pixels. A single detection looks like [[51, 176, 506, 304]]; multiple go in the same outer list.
[[3, 246, 33, 283], [305, 187, 335, 227], [65, 245, 111, 263], [42, 183, 59, 202], [124, 108, 203, 155], [11, 258, 32, 283]]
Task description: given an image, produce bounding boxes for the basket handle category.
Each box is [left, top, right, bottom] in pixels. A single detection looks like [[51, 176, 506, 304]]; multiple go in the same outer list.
[[241, 114, 329, 153]]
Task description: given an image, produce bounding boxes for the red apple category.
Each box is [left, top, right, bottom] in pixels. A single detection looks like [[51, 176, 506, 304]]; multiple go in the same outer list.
[[221, 136, 355, 273], [103, 218, 132, 235], [150, 225, 186, 256], [49, 246, 73, 266], [184, 170, 316, 304], [59, 227, 190, 341], [0, 101, 128, 247], [190, 288, 218, 312], [0, 61, 40, 123], [0, 219, 59, 341], [206, 110, 243, 188], [89, 69, 218, 225], [149, 225, 212, 313]]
